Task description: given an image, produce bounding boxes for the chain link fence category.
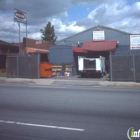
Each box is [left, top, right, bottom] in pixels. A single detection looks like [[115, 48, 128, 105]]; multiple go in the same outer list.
[[6, 53, 40, 79], [6, 55, 17, 78], [110, 53, 140, 82]]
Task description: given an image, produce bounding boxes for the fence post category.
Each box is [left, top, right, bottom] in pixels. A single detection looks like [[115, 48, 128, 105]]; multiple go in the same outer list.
[[109, 52, 113, 81], [17, 54, 19, 78], [37, 52, 40, 79], [133, 54, 136, 82], [6, 56, 8, 78]]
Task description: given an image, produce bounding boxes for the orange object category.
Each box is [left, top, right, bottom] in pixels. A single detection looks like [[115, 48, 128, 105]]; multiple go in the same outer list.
[[40, 62, 52, 77], [25, 47, 49, 54]]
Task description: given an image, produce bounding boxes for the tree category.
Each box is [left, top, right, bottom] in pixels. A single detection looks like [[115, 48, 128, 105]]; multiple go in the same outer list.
[[40, 21, 57, 42]]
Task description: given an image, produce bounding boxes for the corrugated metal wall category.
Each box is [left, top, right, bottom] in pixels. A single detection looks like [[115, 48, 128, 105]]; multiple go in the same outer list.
[[57, 26, 130, 46], [49, 45, 77, 75], [56, 25, 140, 54], [49, 45, 73, 64], [55, 25, 140, 78]]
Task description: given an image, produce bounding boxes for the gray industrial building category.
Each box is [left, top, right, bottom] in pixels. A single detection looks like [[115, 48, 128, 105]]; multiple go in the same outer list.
[[49, 25, 140, 81]]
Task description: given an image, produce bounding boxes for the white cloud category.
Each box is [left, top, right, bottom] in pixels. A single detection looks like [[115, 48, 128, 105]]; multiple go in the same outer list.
[[51, 19, 85, 40], [76, 0, 140, 34], [59, 12, 68, 18], [29, 32, 42, 40], [0, 0, 140, 43]]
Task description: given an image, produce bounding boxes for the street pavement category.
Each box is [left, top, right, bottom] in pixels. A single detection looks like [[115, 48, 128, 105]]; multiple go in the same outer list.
[[0, 84, 140, 140]]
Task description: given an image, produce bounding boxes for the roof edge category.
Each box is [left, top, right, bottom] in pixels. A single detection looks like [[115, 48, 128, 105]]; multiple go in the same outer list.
[[57, 25, 133, 43]]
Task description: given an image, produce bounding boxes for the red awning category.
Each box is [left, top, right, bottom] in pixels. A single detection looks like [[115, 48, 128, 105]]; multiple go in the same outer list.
[[25, 47, 49, 54], [82, 40, 117, 52], [73, 46, 87, 53]]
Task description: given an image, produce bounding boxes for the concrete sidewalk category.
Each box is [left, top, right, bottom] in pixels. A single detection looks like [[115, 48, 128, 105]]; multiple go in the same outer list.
[[0, 77, 140, 88]]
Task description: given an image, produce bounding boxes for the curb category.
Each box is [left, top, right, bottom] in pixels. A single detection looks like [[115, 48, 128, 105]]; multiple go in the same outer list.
[[0, 78, 55, 86], [0, 77, 140, 88], [99, 81, 140, 88], [52, 79, 99, 86]]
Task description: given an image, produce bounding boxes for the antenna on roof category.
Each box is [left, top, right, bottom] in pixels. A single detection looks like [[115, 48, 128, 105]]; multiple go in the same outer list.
[[97, 27, 99, 31], [78, 41, 80, 47], [97, 25, 100, 30]]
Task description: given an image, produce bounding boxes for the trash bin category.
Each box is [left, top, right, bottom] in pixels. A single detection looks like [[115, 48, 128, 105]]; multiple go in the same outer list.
[[40, 62, 52, 77]]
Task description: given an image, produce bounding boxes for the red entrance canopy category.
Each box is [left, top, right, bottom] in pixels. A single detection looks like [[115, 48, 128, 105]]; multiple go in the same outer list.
[[73, 46, 87, 53], [82, 40, 117, 51]]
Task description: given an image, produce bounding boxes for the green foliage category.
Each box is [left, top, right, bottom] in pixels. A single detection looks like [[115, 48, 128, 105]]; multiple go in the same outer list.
[[0, 72, 6, 77], [40, 21, 57, 42]]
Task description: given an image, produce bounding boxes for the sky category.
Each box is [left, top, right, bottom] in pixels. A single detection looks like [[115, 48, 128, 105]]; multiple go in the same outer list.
[[0, 0, 140, 43]]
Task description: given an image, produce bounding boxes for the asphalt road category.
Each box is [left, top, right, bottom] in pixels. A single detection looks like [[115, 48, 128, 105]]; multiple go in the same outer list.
[[0, 83, 140, 140]]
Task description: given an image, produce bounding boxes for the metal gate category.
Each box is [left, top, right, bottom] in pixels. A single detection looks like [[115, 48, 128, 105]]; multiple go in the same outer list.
[[110, 53, 140, 82], [6, 53, 40, 79]]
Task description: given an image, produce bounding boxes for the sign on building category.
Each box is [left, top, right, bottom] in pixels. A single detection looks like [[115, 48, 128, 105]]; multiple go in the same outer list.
[[14, 9, 27, 24], [93, 31, 105, 41], [130, 35, 140, 50]]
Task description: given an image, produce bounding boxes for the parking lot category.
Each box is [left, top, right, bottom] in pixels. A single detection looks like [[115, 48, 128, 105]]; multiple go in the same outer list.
[[49, 73, 110, 81]]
